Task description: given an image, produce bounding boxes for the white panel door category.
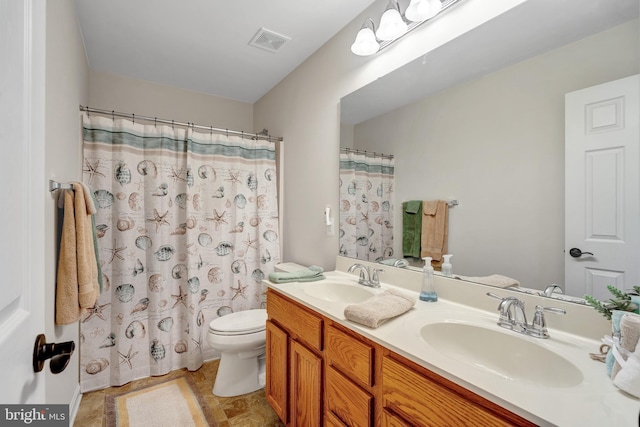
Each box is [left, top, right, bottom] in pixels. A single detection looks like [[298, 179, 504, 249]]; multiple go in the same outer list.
[[565, 74, 640, 300], [0, 0, 46, 403]]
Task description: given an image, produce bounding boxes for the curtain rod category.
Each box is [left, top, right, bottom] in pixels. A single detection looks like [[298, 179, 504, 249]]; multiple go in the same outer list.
[[340, 147, 394, 160], [79, 105, 283, 142]]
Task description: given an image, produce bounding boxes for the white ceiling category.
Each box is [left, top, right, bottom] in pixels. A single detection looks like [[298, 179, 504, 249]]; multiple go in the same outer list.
[[74, 0, 377, 104]]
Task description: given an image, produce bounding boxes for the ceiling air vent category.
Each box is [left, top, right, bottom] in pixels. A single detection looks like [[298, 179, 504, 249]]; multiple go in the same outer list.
[[249, 28, 291, 53]]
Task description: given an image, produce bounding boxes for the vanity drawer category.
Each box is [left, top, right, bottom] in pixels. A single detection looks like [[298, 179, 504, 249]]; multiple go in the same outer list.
[[326, 365, 373, 427], [382, 355, 524, 427], [326, 323, 374, 387], [267, 289, 323, 351]]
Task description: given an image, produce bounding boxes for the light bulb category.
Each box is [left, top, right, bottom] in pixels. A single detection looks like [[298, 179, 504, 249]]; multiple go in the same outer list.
[[406, 0, 442, 21], [351, 25, 379, 56], [375, 0, 407, 41]]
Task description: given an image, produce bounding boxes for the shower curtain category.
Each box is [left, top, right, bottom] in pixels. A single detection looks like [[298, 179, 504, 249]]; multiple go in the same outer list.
[[79, 113, 280, 391], [339, 150, 394, 261]]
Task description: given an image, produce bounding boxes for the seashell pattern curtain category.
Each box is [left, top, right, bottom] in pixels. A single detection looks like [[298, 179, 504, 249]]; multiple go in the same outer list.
[[339, 150, 394, 261], [79, 113, 280, 392]]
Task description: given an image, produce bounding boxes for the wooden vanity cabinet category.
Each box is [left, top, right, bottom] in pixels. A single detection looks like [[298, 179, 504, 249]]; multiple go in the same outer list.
[[266, 288, 535, 427], [266, 289, 323, 426]]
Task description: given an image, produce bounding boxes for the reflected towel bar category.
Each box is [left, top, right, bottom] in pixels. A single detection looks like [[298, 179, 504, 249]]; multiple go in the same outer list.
[[49, 180, 74, 192], [447, 200, 459, 207]]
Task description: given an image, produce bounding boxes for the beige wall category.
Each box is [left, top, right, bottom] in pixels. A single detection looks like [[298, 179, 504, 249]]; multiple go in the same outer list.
[[44, 0, 90, 411], [89, 70, 253, 131], [254, 0, 522, 269], [353, 20, 639, 289]]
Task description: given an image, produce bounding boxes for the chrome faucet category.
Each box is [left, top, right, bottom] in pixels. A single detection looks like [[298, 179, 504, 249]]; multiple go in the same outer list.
[[541, 284, 564, 297], [497, 296, 528, 333], [347, 263, 381, 288], [487, 293, 566, 339]]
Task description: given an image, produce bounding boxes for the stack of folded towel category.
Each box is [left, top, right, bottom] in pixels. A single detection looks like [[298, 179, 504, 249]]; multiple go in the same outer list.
[[268, 265, 325, 283], [610, 312, 640, 398], [344, 288, 416, 328]]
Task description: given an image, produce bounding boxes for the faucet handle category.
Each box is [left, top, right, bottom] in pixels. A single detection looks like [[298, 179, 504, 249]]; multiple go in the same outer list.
[[371, 268, 383, 286], [529, 305, 566, 339]]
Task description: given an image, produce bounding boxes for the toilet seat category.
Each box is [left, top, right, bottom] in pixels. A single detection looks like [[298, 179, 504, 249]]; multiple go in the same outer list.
[[209, 309, 267, 336]]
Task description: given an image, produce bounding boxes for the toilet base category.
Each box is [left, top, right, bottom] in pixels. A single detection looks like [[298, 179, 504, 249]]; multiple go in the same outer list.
[[212, 350, 266, 397]]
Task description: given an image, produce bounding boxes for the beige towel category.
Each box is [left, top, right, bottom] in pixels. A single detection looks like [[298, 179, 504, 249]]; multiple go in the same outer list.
[[421, 200, 449, 267], [344, 288, 416, 328], [454, 274, 520, 288], [612, 313, 640, 380], [55, 182, 100, 324]]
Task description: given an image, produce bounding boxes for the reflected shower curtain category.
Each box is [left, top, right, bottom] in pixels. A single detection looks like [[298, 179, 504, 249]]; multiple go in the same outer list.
[[339, 150, 394, 261], [79, 114, 280, 391]]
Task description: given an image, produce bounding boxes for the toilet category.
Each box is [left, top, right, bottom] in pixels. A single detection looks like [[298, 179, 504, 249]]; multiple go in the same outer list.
[[207, 308, 268, 397]]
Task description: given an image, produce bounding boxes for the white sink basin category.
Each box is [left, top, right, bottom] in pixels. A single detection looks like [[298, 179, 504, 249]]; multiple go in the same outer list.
[[420, 322, 583, 388], [303, 282, 376, 303]]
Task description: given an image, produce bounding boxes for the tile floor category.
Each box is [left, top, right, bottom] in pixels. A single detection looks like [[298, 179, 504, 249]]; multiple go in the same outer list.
[[73, 359, 284, 427]]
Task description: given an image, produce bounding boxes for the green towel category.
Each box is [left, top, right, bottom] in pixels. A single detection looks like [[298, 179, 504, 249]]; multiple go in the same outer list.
[[268, 265, 325, 283], [402, 201, 422, 259]]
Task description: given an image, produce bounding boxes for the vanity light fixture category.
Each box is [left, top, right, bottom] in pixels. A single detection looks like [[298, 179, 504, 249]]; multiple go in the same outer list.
[[351, 0, 459, 57]]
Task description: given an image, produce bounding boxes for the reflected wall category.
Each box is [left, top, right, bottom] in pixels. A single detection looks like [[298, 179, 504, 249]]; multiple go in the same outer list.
[[348, 20, 639, 291]]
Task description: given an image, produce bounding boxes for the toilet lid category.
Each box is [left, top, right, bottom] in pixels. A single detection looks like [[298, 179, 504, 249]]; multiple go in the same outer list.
[[209, 309, 267, 335]]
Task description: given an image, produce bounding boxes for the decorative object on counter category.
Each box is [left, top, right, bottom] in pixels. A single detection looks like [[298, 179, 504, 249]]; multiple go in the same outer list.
[[419, 257, 437, 302], [584, 285, 640, 320], [609, 312, 640, 398], [268, 265, 325, 283], [344, 288, 416, 328], [454, 274, 520, 289], [441, 254, 453, 277], [420, 200, 448, 269]]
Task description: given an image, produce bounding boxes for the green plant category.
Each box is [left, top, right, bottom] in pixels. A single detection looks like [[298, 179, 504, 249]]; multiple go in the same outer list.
[[584, 285, 640, 320]]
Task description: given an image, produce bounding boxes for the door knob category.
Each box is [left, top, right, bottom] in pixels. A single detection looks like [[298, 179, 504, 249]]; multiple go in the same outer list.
[[569, 248, 594, 258], [33, 334, 75, 374]]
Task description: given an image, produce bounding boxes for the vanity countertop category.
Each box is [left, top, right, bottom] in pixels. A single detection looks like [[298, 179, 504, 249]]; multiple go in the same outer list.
[[266, 269, 640, 427]]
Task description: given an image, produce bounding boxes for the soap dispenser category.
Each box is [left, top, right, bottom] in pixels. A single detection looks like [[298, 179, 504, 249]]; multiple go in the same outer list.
[[442, 254, 453, 277], [419, 257, 438, 302]]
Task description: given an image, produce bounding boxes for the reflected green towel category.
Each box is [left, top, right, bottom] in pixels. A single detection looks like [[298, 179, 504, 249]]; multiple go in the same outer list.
[[402, 201, 422, 258], [268, 265, 325, 283]]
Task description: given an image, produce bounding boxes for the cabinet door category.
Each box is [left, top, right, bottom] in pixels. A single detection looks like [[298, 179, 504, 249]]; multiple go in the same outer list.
[[291, 340, 323, 427], [266, 320, 288, 423]]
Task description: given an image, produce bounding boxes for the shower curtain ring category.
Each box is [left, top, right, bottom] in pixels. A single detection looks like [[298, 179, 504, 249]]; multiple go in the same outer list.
[[210, 126, 213, 135], [172, 120, 174, 129], [111, 110, 115, 121], [132, 113, 135, 124], [154, 117, 157, 127]]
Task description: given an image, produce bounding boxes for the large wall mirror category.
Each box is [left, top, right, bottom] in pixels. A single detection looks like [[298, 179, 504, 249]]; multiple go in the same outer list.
[[339, 0, 639, 302]]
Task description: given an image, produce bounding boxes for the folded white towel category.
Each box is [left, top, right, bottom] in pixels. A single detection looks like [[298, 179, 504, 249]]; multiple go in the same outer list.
[[454, 274, 520, 288], [344, 288, 416, 328]]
